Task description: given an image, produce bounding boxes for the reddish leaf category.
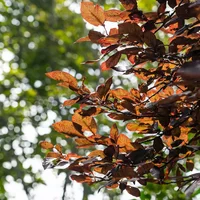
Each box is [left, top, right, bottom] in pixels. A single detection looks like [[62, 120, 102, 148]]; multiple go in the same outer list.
[[126, 186, 140, 197], [75, 36, 90, 43], [40, 141, 54, 150], [101, 52, 121, 70], [98, 36, 120, 46], [88, 30, 105, 43], [81, 2, 105, 26]]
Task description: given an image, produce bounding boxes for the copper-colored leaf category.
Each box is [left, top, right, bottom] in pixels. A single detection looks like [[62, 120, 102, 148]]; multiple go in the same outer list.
[[126, 186, 140, 197], [63, 98, 79, 107], [98, 36, 120, 46], [40, 141, 54, 149], [88, 150, 105, 158], [75, 36, 90, 43], [101, 52, 121, 71], [126, 122, 151, 133], [117, 134, 135, 151], [75, 138, 94, 148], [71, 175, 92, 183], [46, 152, 61, 158], [54, 144, 62, 153], [110, 88, 134, 101], [110, 124, 119, 143], [53, 120, 84, 138], [81, 2, 105, 26], [46, 71, 78, 89], [72, 113, 97, 135], [105, 9, 122, 22]]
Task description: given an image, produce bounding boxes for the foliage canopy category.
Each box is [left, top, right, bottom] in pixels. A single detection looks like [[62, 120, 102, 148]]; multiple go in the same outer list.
[[41, 0, 200, 198]]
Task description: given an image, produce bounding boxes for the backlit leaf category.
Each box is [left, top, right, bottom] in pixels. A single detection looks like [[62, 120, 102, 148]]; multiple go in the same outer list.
[[40, 141, 54, 150], [46, 71, 78, 89], [71, 175, 92, 183], [81, 2, 105, 26], [110, 124, 119, 143], [105, 9, 122, 22], [53, 120, 84, 138]]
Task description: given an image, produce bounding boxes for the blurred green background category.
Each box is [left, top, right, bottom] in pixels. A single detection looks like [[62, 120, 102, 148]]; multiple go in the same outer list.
[[0, 0, 199, 199]]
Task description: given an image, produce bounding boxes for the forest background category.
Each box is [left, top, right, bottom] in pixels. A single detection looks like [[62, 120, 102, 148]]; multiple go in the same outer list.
[[1, 0, 200, 200]]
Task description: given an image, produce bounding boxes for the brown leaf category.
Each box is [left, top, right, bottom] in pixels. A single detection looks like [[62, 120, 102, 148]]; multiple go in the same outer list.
[[46, 71, 78, 89], [110, 124, 119, 143], [75, 36, 90, 43], [108, 113, 133, 121], [88, 30, 105, 43], [54, 144, 62, 153], [53, 120, 84, 138], [126, 186, 140, 197], [101, 52, 121, 71], [81, 2, 105, 26], [63, 98, 79, 107], [117, 134, 135, 151], [186, 160, 194, 171], [110, 88, 134, 101], [118, 22, 142, 36], [137, 162, 154, 175], [143, 31, 157, 47], [46, 152, 61, 158], [40, 141, 54, 150], [98, 36, 120, 46], [71, 175, 92, 183], [88, 150, 105, 158], [80, 107, 103, 116], [75, 138, 94, 148], [126, 122, 151, 133], [105, 9, 122, 22], [120, 0, 137, 10], [72, 113, 98, 135], [176, 60, 200, 80]]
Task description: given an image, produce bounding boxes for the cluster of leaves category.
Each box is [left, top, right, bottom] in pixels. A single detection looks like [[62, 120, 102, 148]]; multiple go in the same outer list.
[[41, 0, 200, 198]]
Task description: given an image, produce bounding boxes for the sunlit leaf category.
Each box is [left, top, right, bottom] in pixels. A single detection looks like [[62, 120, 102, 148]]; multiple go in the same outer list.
[[46, 71, 78, 89], [53, 120, 84, 138], [40, 141, 54, 150], [81, 2, 105, 26]]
